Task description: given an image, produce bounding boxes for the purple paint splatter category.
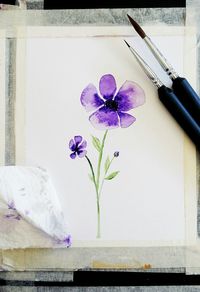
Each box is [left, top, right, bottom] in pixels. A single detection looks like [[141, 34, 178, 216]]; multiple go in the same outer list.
[[55, 235, 72, 247], [8, 200, 16, 211], [4, 201, 22, 221]]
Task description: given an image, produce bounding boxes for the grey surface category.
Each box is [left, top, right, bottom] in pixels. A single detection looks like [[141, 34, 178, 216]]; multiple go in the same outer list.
[[0, 272, 73, 282], [1, 287, 200, 292], [5, 39, 16, 165], [0, 8, 185, 30], [198, 150, 200, 237], [27, 0, 43, 10]]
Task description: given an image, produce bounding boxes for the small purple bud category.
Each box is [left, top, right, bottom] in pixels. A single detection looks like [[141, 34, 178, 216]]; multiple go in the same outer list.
[[114, 151, 119, 157]]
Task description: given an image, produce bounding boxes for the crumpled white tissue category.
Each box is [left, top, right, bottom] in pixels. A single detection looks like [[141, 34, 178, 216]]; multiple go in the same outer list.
[[0, 166, 71, 249]]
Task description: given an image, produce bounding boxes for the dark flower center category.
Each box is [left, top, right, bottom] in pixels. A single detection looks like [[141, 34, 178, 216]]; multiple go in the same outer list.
[[105, 99, 118, 111]]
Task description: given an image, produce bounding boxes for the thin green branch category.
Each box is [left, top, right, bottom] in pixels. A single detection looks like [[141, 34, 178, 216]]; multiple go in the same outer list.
[[96, 130, 108, 192], [85, 155, 98, 198]]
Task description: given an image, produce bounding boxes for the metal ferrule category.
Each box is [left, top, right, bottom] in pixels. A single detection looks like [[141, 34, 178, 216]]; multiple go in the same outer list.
[[129, 46, 163, 88], [144, 36, 179, 80]]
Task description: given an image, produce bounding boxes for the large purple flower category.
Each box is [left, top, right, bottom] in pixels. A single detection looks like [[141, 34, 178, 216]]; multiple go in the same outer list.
[[80, 74, 145, 130], [69, 135, 87, 159]]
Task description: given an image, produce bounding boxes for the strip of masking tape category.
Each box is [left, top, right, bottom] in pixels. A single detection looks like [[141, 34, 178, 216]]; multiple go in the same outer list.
[[185, 0, 200, 275], [0, 8, 184, 35], [0, 30, 6, 166], [183, 27, 197, 247], [15, 27, 26, 165], [1, 247, 186, 271]]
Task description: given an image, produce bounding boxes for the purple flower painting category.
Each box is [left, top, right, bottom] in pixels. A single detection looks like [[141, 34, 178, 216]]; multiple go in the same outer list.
[[68, 74, 145, 238], [81, 74, 145, 130], [69, 135, 87, 159]]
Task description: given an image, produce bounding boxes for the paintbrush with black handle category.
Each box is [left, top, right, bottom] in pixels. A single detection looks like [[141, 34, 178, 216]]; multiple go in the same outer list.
[[127, 14, 200, 127], [124, 40, 200, 149]]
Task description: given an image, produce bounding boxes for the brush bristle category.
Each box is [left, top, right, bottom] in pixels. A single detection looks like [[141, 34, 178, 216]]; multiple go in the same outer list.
[[127, 14, 146, 39]]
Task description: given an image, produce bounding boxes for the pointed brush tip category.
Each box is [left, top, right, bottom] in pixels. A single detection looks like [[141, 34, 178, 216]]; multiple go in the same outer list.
[[124, 39, 130, 48], [127, 14, 133, 23], [126, 14, 146, 39]]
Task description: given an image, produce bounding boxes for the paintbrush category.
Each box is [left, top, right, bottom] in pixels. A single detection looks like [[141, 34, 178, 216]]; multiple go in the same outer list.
[[127, 14, 200, 127], [124, 40, 200, 148]]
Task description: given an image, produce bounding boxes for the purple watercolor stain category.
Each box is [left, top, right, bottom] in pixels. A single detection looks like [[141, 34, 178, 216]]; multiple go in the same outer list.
[[56, 235, 72, 247], [4, 214, 21, 221], [4, 201, 22, 221], [8, 200, 16, 211]]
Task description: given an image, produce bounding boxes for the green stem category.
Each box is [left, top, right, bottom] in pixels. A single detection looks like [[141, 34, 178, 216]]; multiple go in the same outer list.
[[86, 130, 108, 239], [97, 200, 100, 238], [85, 155, 101, 238], [99, 156, 115, 199], [85, 155, 98, 198], [96, 130, 108, 192]]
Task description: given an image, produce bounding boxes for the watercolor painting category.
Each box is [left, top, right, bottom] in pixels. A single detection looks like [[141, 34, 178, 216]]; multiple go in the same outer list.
[[68, 74, 145, 238], [13, 34, 188, 244]]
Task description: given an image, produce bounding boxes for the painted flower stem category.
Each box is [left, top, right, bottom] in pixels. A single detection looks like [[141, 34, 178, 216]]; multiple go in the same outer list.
[[95, 130, 108, 238], [85, 155, 101, 238], [96, 130, 108, 192], [86, 131, 108, 238], [85, 155, 98, 197], [97, 200, 101, 238]]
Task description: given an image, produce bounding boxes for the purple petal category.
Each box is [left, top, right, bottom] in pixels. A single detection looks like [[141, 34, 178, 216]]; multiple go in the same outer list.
[[89, 106, 119, 130], [70, 152, 76, 159], [99, 74, 117, 99], [69, 139, 76, 151], [118, 112, 136, 128], [115, 81, 145, 112], [80, 84, 104, 112], [79, 140, 87, 150], [77, 149, 87, 158], [74, 135, 82, 146]]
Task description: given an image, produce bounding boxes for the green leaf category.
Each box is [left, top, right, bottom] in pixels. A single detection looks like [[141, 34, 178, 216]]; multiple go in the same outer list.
[[105, 171, 119, 180], [91, 136, 101, 152], [88, 173, 94, 182], [104, 156, 110, 173]]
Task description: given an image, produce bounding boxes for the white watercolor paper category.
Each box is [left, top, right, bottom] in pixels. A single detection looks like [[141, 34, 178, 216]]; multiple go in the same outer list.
[[13, 27, 197, 247]]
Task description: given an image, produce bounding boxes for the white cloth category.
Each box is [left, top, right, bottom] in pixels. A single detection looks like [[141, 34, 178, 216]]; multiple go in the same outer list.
[[0, 166, 71, 249]]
